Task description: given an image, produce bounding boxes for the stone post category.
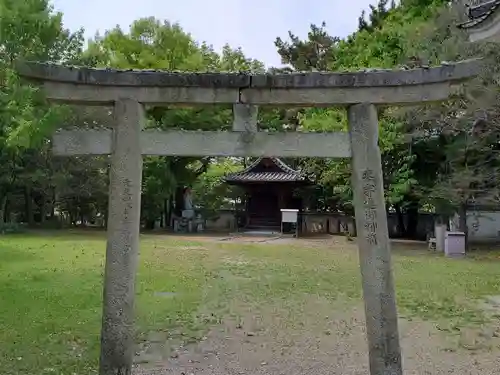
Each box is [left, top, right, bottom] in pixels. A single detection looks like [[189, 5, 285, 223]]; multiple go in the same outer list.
[[435, 223, 447, 252], [348, 103, 403, 375], [99, 98, 144, 375], [232, 103, 258, 132]]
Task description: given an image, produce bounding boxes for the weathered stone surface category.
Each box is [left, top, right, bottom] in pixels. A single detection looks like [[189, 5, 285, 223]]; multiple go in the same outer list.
[[43, 81, 461, 105], [163, 126, 341, 157], [41, 81, 241, 105], [250, 59, 482, 88], [232, 104, 258, 132], [17, 59, 482, 88], [52, 129, 352, 158], [99, 98, 144, 375], [53, 128, 113, 155], [348, 103, 402, 375], [15, 59, 481, 105], [16, 61, 251, 87], [240, 82, 462, 105], [15, 59, 483, 105]]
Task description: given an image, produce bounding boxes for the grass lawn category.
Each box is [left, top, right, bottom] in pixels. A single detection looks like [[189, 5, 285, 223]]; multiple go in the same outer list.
[[1, 232, 499, 374]]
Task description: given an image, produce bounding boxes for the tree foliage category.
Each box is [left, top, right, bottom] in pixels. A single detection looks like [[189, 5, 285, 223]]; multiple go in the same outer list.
[[0, 0, 498, 240]]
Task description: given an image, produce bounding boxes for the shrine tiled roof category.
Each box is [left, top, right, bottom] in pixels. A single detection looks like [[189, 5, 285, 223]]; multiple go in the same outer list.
[[224, 157, 309, 183], [458, 0, 500, 29]]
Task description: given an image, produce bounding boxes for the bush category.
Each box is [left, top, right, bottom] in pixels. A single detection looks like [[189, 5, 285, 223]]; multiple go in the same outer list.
[[0, 222, 26, 234], [39, 219, 64, 229]]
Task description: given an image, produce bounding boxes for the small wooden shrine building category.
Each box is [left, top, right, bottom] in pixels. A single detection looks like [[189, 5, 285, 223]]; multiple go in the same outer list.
[[224, 157, 312, 230]]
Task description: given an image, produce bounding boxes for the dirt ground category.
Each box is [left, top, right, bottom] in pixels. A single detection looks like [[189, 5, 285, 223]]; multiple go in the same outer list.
[[132, 234, 500, 374], [134, 299, 500, 375], [161, 232, 427, 247]]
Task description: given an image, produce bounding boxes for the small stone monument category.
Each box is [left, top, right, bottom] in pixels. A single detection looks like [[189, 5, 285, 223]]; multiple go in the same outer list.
[[182, 187, 194, 219]]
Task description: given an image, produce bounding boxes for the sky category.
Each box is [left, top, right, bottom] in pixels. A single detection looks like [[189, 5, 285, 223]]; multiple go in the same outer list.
[[50, 0, 378, 67]]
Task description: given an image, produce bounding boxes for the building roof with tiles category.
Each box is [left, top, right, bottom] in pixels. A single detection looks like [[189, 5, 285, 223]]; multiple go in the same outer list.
[[458, 0, 500, 29], [224, 157, 310, 184]]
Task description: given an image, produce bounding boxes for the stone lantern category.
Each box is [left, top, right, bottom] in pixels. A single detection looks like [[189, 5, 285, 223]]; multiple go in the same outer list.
[[458, 0, 500, 42]]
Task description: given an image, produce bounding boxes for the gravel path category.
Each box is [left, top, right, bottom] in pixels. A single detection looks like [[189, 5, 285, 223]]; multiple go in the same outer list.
[[134, 299, 500, 375]]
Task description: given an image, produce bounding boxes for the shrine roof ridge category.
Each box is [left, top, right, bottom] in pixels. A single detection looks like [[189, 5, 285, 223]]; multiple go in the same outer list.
[[16, 59, 483, 89], [458, 0, 500, 29], [223, 157, 309, 183], [469, 0, 500, 19]]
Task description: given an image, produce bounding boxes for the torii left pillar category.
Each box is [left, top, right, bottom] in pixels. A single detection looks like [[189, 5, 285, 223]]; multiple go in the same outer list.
[[100, 98, 144, 375]]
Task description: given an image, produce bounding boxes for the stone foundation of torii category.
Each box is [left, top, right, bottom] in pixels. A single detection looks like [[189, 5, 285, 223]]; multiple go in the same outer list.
[[16, 59, 482, 375]]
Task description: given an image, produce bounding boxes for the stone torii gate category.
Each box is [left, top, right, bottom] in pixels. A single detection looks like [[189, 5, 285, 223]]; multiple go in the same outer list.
[[16, 60, 481, 375]]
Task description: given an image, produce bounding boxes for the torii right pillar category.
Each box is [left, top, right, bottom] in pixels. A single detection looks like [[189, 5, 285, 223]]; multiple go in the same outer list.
[[349, 103, 402, 373]]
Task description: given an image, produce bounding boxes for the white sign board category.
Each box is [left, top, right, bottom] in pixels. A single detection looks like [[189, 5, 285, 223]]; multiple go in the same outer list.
[[281, 209, 299, 223]]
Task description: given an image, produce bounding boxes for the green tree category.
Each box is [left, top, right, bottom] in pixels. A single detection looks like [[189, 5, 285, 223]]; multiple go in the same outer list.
[[357, 0, 396, 33], [274, 22, 417, 217], [272, 0, 467, 238], [275, 22, 339, 71], [192, 158, 243, 219], [82, 17, 265, 228], [396, 2, 500, 239], [0, 0, 84, 225]]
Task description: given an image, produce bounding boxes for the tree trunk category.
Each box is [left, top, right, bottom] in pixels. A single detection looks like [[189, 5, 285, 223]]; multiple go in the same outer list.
[[145, 219, 155, 230], [167, 195, 174, 227], [50, 189, 56, 219], [103, 206, 108, 228], [405, 202, 419, 239], [0, 194, 7, 224], [25, 187, 35, 227], [394, 204, 405, 238], [163, 198, 169, 228], [5, 195, 12, 223], [174, 186, 184, 216], [40, 196, 47, 224], [458, 202, 468, 248], [70, 209, 77, 227]]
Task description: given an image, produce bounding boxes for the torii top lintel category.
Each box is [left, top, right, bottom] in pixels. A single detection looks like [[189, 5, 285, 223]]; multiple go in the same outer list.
[[15, 59, 482, 106]]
